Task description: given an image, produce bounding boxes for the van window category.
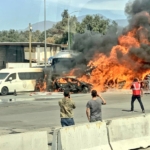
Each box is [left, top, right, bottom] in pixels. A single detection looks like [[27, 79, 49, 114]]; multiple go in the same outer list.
[[5, 73, 16, 82], [18, 72, 43, 80], [0, 73, 9, 80]]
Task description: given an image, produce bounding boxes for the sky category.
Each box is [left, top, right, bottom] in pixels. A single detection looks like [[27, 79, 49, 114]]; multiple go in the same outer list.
[[0, 0, 129, 30]]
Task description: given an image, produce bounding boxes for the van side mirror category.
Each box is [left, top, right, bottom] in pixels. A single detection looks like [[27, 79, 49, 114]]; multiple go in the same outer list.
[[9, 77, 12, 81]]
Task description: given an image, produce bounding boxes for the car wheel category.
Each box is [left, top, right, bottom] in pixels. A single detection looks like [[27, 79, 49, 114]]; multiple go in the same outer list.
[[1, 86, 9, 96], [82, 87, 89, 93]]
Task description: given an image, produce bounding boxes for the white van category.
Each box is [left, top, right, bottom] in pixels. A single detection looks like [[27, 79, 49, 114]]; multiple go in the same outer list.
[[0, 68, 44, 95]]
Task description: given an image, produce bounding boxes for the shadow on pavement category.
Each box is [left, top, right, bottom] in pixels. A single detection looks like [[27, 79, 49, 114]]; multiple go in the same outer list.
[[122, 109, 138, 112]]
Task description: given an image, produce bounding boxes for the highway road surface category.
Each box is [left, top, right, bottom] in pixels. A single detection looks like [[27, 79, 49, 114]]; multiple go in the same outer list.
[[0, 90, 150, 149]]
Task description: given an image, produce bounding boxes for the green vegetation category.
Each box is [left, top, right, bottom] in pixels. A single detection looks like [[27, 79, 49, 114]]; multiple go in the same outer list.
[[0, 10, 118, 46]]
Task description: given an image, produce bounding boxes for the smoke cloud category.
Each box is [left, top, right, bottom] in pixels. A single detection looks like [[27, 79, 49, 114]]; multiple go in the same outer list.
[[125, 0, 150, 64], [125, 0, 150, 16], [72, 31, 118, 64], [125, 0, 150, 31], [72, 0, 150, 68]]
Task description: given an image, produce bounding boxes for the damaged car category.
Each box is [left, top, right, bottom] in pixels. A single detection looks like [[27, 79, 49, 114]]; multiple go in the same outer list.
[[49, 76, 93, 93]]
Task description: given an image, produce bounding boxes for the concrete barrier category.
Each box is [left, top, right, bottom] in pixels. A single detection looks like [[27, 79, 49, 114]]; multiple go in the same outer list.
[[51, 128, 60, 150], [107, 114, 150, 150], [0, 131, 48, 150], [52, 121, 111, 150]]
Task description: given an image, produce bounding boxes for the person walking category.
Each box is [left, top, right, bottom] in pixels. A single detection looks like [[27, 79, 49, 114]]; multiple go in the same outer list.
[[86, 90, 106, 122], [130, 78, 145, 113], [58, 90, 76, 127]]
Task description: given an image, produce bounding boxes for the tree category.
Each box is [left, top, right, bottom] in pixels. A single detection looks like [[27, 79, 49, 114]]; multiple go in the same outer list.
[[43, 10, 78, 45], [0, 30, 20, 42], [61, 10, 69, 19], [32, 30, 41, 42], [76, 15, 110, 34], [46, 37, 55, 43], [0, 10, 118, 45]]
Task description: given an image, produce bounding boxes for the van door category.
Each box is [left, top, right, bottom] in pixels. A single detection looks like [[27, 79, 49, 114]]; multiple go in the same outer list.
[[4, 73, 19, 93]]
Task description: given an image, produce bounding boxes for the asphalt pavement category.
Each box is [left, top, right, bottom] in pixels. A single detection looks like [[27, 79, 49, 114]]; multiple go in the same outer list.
[[0, 90, 150, 150]]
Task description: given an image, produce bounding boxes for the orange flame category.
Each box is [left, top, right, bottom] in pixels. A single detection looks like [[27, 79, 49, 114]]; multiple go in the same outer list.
[[69, 24, 150, 91], [35, 80, 47, 92]]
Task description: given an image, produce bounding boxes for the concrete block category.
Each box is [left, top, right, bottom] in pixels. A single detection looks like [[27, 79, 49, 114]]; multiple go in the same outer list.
[[108, 114, 150, 150], [52, 122, 111, 150], [51, 128, 61, 150], [0, 131, 48, 150]]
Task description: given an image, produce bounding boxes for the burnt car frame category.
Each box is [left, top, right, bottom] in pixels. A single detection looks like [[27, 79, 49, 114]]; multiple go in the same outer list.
[[50, 76, 92, 93]]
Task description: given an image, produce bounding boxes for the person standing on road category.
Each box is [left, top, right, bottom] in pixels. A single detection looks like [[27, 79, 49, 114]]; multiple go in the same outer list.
[[86, 90, 106, 122], [58, 90, 76, 127], [130, 78, 145, 113]]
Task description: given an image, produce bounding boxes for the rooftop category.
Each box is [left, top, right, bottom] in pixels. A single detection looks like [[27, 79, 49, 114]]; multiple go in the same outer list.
[[0, 42, 61, 47]]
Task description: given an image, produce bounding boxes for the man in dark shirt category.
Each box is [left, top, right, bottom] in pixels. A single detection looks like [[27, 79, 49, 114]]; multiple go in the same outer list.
[[86, 90, 106, 122]]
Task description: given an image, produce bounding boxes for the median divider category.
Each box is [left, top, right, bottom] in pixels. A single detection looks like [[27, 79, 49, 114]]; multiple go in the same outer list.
[[107, 114, 150, 150], [0, 131, 48, 150], [52, 121, 111, 150], [52, 115, 150, 150]]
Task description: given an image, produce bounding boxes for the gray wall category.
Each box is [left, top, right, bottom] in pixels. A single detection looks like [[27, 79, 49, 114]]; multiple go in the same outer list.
[[6, 46, 24, 62], [0, 46, 6, 69], [0, 46, 25, 69]]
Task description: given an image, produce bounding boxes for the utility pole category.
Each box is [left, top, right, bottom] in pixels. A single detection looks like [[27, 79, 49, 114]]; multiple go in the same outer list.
[[68, 16, 70, 50], [44, 0, 47, 68], [29, 23, 32, 68], [68, 11, 80, 50]]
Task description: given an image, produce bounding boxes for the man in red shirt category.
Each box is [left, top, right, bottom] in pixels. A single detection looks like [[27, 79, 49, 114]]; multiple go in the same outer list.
[[130, 78, 145, 113]]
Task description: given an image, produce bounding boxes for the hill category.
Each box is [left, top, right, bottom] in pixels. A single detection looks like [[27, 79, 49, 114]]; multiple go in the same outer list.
[[115, 19, 128, 27], [25, 21, 56, 32], [23, 15, 128, 32]]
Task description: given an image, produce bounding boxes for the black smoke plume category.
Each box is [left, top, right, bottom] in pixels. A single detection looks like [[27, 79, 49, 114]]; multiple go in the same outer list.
[[72, 31, 118, 65], [72, 0, 150, 67], [125, 0, 150, 64]]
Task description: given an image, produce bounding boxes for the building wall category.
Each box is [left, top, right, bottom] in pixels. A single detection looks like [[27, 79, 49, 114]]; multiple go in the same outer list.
[[0, 44, 61, 69], [0, 46, 6, 69], [0, 46, 25, 69], [25, 46, 61, 63], [6, 46, 24, 62]]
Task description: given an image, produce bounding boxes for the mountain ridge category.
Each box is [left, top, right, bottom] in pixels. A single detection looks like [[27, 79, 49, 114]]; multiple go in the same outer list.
[[24, 15, 128, 32], [25, 21, 56, 32]]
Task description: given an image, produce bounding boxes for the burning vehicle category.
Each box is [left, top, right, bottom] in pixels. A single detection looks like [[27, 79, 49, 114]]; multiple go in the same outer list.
[[35, 74, 93, 93], [34, 50, 93, 93], [36, 0, 150, 92], [50, 50, 81, 75], [49, 76, 92, 93], [68, 0, 150, 91]]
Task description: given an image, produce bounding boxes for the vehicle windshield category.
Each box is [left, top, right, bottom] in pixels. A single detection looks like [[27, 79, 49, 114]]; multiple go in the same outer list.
[[51, 58, 76, 74], [0, 73, 9, 80], [52, 58, 76, 68]]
